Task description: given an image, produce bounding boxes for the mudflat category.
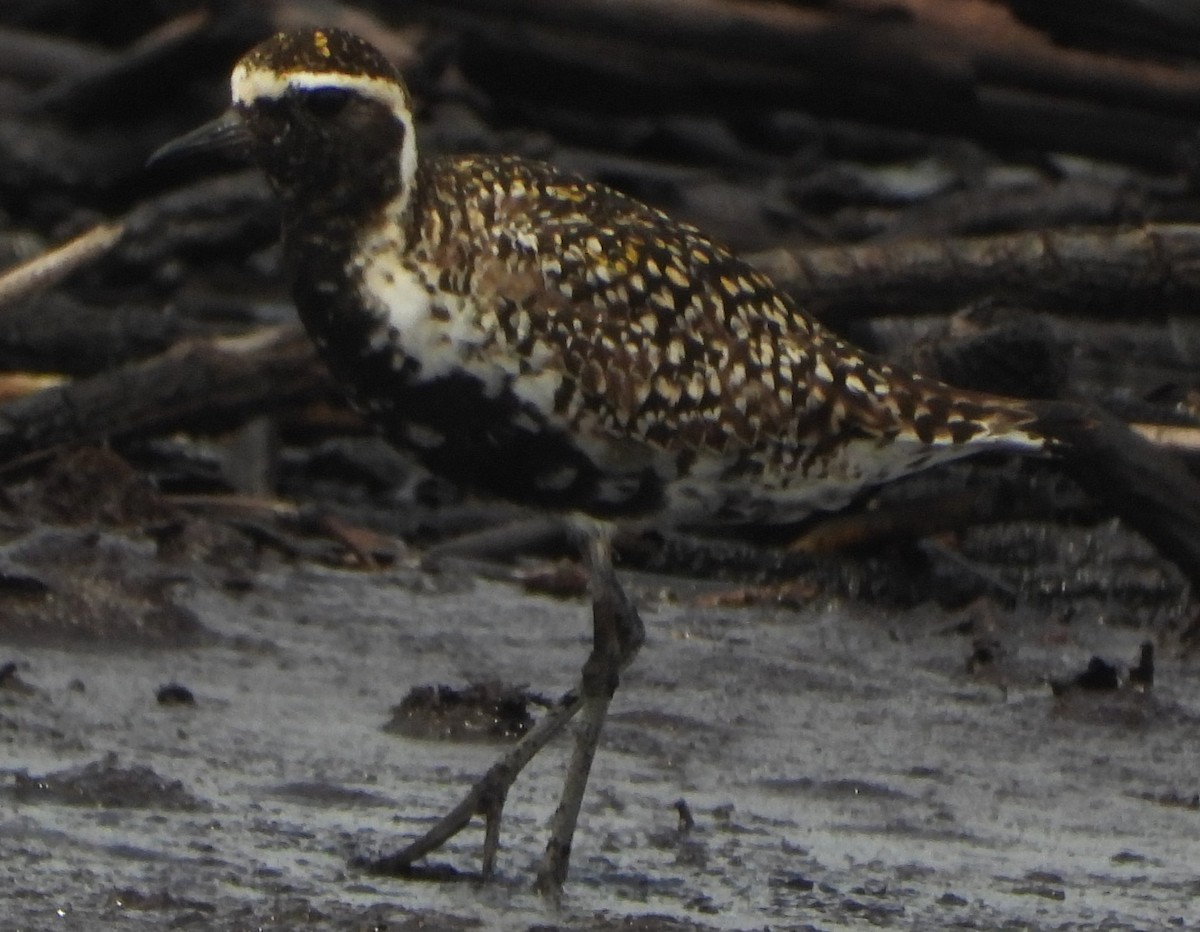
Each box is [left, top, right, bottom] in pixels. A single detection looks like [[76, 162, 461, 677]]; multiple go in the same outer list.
[[2, 526, 1196, 930]]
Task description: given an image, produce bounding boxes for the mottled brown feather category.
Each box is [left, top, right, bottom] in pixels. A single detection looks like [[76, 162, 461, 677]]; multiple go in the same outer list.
[[407, 154, 1044, 470]]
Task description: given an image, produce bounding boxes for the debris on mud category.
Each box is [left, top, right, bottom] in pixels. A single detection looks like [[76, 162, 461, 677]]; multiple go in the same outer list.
[[0, 525, 204, 646], [4, 754, 202, 811], [384, 681, 548, 742], [154, 681, 194, 705], [1049, 641, 1156, 696]]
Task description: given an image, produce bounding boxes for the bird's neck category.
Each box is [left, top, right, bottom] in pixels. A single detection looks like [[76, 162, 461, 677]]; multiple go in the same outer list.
[[281, 153, 423, 396]]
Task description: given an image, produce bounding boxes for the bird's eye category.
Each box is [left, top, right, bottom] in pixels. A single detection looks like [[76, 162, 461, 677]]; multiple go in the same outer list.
[[303, 88, 352, 118]]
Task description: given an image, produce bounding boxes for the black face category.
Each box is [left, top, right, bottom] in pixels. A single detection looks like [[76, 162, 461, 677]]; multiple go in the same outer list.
[[240, 84, 407, 217]]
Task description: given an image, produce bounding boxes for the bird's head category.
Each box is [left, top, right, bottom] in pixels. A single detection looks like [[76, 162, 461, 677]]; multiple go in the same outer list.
[[153, 28, 417, 216]]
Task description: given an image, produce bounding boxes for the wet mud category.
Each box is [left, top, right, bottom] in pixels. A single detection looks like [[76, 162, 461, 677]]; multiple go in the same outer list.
[[2, 540, 1198, 930]]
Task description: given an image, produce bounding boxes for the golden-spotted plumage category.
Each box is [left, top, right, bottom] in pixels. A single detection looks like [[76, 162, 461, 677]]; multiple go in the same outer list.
[[339, 150, 1047, 522], [426, 154, 1035, 445]]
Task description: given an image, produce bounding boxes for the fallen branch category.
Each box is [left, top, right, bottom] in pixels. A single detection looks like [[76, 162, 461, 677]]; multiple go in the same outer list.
[[748, 224, 1200, 319], [1132, 422, 1200, 454], [787, 484, 1067, 556], [0, 326, 329, 470]]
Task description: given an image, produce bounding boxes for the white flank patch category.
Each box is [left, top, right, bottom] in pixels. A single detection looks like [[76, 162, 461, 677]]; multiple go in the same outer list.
[[511, 370, 564, 416], [356, 222, 567, 413], [357, 246, 457, 381]]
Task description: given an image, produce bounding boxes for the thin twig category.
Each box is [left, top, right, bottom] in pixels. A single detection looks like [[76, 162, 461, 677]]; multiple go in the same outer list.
[[0, 222, 124, 312]]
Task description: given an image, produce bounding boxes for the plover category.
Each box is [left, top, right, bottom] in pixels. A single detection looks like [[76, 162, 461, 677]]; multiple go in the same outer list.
[[154, 27, 1058, 893]]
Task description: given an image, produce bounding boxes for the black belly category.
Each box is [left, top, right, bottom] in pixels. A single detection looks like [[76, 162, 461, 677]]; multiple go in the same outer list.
[[340, 354, 664, 518]]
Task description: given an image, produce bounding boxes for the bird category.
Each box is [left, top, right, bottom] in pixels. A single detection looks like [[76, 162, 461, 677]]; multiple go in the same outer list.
[[152, 27, 1061, 893]]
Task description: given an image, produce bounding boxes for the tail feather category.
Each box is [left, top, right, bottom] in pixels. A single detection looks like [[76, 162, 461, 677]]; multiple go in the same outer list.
[[880, 371, 1053, 455]]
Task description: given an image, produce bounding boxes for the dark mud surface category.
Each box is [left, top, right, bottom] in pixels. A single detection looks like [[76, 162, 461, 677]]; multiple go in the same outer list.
[[2, 546, 1198, 930]]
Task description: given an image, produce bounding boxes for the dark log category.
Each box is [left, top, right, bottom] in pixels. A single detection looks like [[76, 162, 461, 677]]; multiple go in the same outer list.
[[787, 484, 1070, 555], [1030, 398, 1200, 591], [0, 327, 329, 470], [748, 224, 1200, 320], [1007, 0, 1200, 59], [27, 10, 274, 123], [860, 177, 1184, 241], [0, 292, 195, 375], [117, 172, 278, 270], [418, 0, 1200, 169], [0, 25, 113, 84]]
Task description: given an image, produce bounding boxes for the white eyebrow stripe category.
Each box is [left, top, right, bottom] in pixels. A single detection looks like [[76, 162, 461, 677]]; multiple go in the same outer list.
[[231, 64, 410, 117]]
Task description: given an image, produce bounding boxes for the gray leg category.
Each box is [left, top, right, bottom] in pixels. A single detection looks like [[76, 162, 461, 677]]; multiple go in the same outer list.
[[536, 522, 645, 894], [364, 518, 644, 890]]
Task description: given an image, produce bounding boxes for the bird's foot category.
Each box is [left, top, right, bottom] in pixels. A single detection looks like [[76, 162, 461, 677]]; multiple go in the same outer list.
[[357, 684, 585, 880]]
